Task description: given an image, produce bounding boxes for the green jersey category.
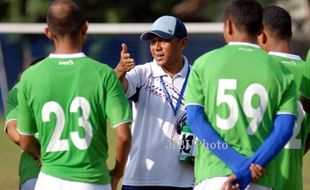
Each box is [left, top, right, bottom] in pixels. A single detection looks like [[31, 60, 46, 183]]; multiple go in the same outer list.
[[185, 42, 297, 187], [301, 49, 310, 138], [5, 83, 40, 186], [269, 52, 306, 190], [17, 53, 132, 184], [301, 49, 310, 150], [301, 49, 310, 99]]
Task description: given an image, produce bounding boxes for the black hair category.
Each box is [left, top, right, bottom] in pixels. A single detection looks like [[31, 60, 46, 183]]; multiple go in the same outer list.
[[224, 0, 263, 37], [47, 0, 86, 37], [263, 5, 292, 40]]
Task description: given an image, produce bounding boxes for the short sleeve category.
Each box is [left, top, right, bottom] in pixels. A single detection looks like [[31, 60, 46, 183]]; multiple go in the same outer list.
[[4, 84, 19, 132], [104, 70, 133, 128], [185, 60, 205, 107], [17, 74, 37, 135], [125, 65, 145, 98]]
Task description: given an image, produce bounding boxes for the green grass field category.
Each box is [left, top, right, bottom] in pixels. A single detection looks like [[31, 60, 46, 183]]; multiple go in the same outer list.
[[1, 117, 310, 190]]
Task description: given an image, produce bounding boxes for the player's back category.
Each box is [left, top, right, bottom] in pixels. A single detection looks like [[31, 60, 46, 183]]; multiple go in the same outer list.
[[269, 52, 305, 97], [192, 42, 296, 187], [269, 52, 306, 190], [18, 53, 130, 184]]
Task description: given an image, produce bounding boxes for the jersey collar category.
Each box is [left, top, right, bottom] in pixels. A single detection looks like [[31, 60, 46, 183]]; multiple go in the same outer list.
[[228, 42, 260, 49], [151, 55, 190, 78], [269, 51, 302, 60], [49, 52, 86, 58]]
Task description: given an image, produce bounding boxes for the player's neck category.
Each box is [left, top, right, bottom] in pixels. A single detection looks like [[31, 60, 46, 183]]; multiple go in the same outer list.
[[53, 37, 83, 54], [231, 32, 257, 44], [270, 40, 292, 54]]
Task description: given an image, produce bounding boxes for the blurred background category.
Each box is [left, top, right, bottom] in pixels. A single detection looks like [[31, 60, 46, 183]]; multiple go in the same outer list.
[[0, 0, 309, 189]]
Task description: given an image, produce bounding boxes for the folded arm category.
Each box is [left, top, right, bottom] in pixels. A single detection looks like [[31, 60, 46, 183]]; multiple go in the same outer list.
[[187, 105, 295, 189], [186, 105, 248, 171], [5, 120, 20, 146], [19, 133, 41, 160], [234, 114, 295, 189]]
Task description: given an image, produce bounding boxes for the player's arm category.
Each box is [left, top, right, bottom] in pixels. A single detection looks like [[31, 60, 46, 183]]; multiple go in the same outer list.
[[233, 114, 295, 189], [221, 175, 240, 190], [236, 113, 295, 188], [105, 70, 133, 190], [186, 105, 248, 170], [187, 105, 266, 189], [110, 123, 131, 190], [114, 43, 135, 91], [5, 120, 20, 145], [246, 113, 295, 166], [221, 164, 264, 190], [4, 84, 20, 145], [248, 77, 297, 166], [19, 134, 41, 160]]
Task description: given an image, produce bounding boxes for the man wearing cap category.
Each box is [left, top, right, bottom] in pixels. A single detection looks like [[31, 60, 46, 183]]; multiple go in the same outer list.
[[115, 15, 194, 190]]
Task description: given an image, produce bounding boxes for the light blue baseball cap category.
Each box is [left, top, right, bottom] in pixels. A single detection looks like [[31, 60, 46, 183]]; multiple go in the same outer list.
[[140, 15, 187, 40]]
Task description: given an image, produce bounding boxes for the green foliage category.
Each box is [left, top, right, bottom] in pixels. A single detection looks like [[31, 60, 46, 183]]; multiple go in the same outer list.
[[0, 0, 46, 22], [0, 0, 181, 23], [0, 0, 11, 22], [0, 0, 281, 23], [26, 0, 49, 22]]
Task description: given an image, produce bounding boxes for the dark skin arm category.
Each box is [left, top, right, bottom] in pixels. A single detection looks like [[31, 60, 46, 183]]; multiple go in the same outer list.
[[114, 43, 135, 91], [19, 134, 41, 161], [5, 120, 20, 146], [250, 164, 265, 183], [6, 121, 41, 166], [222, 175, 240, 190], [110, 123, 132, 190]]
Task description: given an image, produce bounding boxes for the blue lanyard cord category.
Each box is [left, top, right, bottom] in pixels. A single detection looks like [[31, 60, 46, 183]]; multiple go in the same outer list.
[[160, 65, 190, 116]]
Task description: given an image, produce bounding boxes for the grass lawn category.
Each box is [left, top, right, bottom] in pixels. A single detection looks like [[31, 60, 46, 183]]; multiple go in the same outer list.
[[303, 152, 310, 189], [0, 117, 19, 190], [0, 117, 310, 190]]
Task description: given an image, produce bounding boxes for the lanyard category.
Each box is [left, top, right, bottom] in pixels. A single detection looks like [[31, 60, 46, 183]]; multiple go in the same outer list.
[[160, 65, 190, 116]]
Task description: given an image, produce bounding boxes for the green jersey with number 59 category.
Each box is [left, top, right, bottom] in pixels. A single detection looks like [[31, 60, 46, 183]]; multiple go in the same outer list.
[[185, 42, 297, 187], [269, 52, 306, 190], [17, 53, 132, 184]]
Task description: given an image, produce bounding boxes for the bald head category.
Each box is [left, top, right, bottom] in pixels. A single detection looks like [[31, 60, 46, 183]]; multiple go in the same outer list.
[[47, 0, 86, 37]]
